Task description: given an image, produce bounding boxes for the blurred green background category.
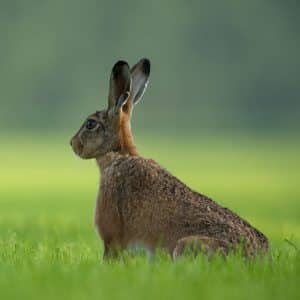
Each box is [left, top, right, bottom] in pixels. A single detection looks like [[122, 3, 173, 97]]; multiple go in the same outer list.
[[0, 1, 300, 299], [1, 0, 299, 132]]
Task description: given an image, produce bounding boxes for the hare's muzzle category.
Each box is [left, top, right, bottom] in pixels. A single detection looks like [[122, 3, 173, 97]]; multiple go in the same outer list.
[[70, 136, 83, 157]]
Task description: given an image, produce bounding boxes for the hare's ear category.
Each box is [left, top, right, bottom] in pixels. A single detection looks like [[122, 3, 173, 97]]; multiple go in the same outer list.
[[108, 60, 132, 110], [130, 58, 150, 105]]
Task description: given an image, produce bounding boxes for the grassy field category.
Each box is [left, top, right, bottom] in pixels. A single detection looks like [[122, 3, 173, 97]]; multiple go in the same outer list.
[[0, 134, 299, 299]]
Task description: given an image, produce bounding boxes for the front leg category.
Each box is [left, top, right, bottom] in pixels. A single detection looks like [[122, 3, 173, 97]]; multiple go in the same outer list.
[[95, 193, 125, 261], [103, 240, 124, 261]]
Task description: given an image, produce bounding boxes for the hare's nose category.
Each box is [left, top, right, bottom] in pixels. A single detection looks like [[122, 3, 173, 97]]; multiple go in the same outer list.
[[70, 138, 73, 146]]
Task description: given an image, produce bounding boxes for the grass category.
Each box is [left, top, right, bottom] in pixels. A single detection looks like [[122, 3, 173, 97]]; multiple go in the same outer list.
[[0, 133, 299, 299]]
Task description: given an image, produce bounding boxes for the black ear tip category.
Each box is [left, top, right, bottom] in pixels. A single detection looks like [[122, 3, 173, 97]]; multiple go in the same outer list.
[[140, 58, 151, 75], [114, 60, 129, 67], [112, 60, 130, 74]]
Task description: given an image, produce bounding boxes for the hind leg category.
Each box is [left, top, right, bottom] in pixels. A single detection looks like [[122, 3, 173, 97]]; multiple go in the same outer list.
[[172, 235, 231, 260]]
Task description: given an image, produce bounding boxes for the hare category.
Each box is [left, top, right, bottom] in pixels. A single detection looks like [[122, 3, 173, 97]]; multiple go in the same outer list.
[[70, 58, 269, 260]]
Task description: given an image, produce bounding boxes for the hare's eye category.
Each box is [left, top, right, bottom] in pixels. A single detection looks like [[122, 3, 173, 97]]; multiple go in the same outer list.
[[86, 119, 97, 130]]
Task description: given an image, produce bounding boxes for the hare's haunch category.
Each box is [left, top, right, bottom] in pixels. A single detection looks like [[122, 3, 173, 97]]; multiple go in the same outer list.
[[70, 59, 269, 259]]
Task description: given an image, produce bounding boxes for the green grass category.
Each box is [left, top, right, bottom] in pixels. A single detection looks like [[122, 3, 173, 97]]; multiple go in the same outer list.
[[0, 134, 299, 299]]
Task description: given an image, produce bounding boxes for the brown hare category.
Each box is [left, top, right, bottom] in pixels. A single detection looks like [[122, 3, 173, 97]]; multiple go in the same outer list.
[[70, 58, 269, 260]]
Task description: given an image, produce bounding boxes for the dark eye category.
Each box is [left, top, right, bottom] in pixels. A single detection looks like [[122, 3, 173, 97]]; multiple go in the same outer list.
[[86, 119, 97, 130]]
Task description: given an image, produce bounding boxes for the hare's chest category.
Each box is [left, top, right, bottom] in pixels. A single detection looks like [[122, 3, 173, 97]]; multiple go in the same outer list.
[[94, 169, 124, 242]]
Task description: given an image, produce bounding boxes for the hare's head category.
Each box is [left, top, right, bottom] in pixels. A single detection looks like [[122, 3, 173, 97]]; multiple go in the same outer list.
[[70, 58, 150, 159]]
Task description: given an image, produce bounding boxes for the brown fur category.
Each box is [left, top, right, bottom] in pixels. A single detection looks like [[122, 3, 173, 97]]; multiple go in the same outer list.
[[119, 114, 138, 156], [70, 58, 269, 260]]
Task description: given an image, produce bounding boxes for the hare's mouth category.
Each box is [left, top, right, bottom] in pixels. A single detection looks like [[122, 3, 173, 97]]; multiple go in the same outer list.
[[72, 141, 96, 159], [75, 145, 84, 157], [71, 138, 84, 157]]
